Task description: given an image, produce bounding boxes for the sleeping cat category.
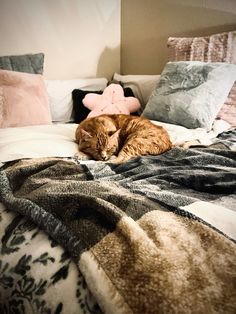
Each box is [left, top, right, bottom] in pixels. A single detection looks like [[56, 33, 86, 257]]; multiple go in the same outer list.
[[75, 114, 172, 163]]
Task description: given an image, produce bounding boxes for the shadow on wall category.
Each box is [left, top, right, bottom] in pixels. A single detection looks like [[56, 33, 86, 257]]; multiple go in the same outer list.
[[96, 46, 120, 80]]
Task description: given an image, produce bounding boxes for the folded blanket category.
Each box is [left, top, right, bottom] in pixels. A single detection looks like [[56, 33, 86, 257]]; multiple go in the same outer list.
[[0, 146, 236, 314]]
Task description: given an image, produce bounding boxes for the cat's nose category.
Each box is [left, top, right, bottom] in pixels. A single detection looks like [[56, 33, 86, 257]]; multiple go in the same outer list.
[[101, 152, 108, 160]]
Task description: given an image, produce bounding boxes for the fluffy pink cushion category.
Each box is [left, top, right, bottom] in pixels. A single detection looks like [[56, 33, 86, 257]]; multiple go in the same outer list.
[[0, 69, 52, 128], [83, 83, 141, 118]]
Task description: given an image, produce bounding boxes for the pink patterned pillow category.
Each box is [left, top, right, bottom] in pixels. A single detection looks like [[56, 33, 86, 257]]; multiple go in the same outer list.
[[0, 69, 52, 128], [216, 82, 236, 127]]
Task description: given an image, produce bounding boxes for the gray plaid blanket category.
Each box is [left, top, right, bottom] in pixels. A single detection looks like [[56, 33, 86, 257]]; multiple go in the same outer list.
[[0, 144, 236, 314]]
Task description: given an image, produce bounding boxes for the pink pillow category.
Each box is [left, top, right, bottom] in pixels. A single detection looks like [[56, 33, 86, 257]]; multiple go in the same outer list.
[[0, 69, 52, 128]]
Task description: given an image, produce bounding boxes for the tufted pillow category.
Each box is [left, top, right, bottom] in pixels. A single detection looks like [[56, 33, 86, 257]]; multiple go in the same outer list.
[[0, 53, 44, 74], [112, 73, 161, 113], [167, 30, 236, 127], [0, 69, 51, 128], [72, 87, 138, 123]]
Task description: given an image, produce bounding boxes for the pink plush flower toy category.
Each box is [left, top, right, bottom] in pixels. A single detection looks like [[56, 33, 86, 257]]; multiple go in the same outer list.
[[82, 83, 141, 118]]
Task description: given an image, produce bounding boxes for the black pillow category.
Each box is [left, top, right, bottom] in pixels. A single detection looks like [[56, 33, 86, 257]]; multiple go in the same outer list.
[[72, 87, 138, 123], [72, 89, 102, 123]]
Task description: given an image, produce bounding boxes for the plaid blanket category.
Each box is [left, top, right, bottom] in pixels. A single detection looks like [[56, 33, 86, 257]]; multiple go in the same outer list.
[[0, 145, 236, 314]]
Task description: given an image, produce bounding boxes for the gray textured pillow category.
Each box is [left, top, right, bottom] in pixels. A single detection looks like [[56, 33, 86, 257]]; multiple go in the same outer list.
[[0, 53, 44, 74], [142, 61, 236, 130]]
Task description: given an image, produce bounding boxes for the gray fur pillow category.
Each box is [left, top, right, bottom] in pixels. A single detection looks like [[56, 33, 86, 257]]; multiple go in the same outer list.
[[142, 61, 236, 130], [167, 31, 236, 127]]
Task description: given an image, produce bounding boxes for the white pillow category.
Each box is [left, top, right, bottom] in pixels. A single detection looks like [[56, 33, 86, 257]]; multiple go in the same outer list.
[[45, 78, 108, 122], [113, 73, 160, 112]]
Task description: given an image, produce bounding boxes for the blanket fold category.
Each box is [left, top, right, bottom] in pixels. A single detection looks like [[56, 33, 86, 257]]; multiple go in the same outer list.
[[0, 147, 236, 314]]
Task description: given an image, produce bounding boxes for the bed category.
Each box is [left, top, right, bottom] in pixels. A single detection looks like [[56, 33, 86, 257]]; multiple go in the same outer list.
[[0, 31, 236, 314]]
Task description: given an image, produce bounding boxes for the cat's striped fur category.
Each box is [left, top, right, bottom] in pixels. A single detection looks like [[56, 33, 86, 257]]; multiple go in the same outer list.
[[75, 114, 172, 163]]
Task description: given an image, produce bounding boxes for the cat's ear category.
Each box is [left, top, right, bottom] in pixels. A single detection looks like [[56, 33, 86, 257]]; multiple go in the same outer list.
[[109, 129, 120, 144], [80, 129, 92, 140]]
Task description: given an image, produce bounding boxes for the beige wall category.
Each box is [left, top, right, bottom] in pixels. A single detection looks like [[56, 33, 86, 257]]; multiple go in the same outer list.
[[121, 0, 236, 75], [0, 0, 120, 79]]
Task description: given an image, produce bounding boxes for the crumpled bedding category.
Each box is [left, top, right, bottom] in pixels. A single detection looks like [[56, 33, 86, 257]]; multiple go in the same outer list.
[[0, 122, 235, 313], [0, 120, 231, 165], [0, 139, 235, 313]]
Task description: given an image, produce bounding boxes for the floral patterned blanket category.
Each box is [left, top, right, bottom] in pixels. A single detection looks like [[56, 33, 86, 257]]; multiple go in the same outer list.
[[0, 144, 236, 314]]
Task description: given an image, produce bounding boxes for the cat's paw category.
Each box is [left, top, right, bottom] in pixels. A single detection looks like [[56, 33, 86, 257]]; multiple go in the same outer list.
[[109, 155, 117, 161], [110, 156, 129, 164], [74, 151, 91, 161], [180, 140, 200, 149]]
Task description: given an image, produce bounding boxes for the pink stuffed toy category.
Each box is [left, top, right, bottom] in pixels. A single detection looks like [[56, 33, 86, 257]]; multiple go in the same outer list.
[[82, 83, 141, 118]]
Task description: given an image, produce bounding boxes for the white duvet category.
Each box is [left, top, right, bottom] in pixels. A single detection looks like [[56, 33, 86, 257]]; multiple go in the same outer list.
[[0, 124, 78, 166], [0, 120, 230, 166]]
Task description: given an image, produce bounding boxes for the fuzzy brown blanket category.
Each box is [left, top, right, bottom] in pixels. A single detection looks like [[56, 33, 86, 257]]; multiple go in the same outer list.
[[0, 146, 236, 314]]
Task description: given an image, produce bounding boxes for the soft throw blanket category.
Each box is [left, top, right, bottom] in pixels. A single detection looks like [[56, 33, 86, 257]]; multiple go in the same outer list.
[[0, 146, 236, 314]]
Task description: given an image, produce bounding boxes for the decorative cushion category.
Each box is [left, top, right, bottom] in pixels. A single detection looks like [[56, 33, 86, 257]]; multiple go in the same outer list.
[[72, 86, 138, 123], [45, 78, 108, 122], [112, 73, 161, 113], [0, 69, 52, 128], [167, 30, 236, 127], [216, 82, 236, 127], [0, 53, 44, 74], [72, 89, 103, 123], [167, 31, 236, 63], [142, 61, 236, 130]]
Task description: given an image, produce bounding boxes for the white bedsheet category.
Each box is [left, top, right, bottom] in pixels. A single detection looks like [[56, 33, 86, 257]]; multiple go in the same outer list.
[[0, 120, 230, 166], [152, 119, 231, 146], [0, 124, 78, 165]]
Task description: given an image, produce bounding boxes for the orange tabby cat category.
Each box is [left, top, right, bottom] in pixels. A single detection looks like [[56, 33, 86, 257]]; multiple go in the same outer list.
[[75, 114, 172, 163]]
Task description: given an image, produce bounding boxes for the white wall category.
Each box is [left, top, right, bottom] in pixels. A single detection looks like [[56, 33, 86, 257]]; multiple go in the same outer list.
[[0, 0, 120, 79]]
